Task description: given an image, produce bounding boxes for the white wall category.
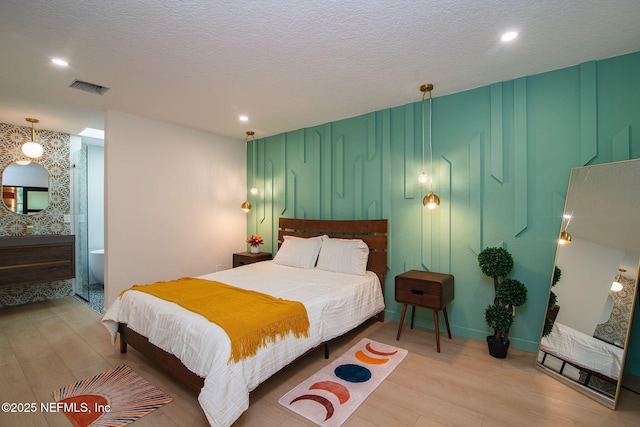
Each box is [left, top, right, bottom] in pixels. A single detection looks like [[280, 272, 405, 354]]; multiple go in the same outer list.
[[554, 236, 625, 334], [104, 110, 247, 306]]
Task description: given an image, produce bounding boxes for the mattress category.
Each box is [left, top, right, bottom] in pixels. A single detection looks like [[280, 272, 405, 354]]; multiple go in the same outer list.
[[102, 261, 384, 426], [539, 322, 624, 381]]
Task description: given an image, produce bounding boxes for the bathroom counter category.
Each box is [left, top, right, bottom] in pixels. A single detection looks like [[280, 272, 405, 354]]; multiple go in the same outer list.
[[0, 235, 75, 287]]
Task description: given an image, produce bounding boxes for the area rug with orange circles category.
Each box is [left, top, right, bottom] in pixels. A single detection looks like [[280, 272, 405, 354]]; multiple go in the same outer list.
[[51, 365, 172, 427], [278, 338, 407, 427]]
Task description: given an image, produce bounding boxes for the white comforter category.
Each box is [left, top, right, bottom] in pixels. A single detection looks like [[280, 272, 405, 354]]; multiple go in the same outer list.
[[102, 261, 384, 426], [540, 322, 624, 380]]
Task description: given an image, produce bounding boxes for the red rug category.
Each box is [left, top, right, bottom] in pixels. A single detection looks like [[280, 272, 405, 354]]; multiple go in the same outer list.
[[52, 365, 172, 427], [279, 338, 407, 426]]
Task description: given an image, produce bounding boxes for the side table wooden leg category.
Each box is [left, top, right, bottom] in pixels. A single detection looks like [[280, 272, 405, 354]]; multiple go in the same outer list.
[[396, 304, 408, 340], [443, 307, 452, 339], [410, 305, 416, 329], [433, 310, 441, 353]]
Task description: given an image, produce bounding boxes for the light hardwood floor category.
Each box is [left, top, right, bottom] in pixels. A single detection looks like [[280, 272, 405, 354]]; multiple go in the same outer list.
[[1, 297, 640, 426]]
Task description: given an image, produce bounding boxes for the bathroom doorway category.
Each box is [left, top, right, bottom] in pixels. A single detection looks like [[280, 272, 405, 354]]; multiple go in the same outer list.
[[72, 145, 90, 304], [72, 141, 105, 314]]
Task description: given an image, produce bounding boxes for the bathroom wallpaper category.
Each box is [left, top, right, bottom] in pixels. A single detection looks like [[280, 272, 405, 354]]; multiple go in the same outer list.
[[594, 274, 637, 346], [0, 122, 73, 307]]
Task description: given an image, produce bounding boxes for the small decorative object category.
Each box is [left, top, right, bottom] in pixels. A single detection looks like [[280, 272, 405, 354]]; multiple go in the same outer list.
[[478, 246, 528, 358], [246, 235, 263, 254]]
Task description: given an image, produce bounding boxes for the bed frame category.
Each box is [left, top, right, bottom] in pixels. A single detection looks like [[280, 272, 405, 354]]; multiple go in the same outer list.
[[539, 348, 619, 389], [118, 218, 388, 392]]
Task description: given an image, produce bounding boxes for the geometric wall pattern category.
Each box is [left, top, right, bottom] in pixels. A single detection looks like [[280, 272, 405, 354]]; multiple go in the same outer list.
[[0, 122, 73, 307], [245, 51, 640, 354]]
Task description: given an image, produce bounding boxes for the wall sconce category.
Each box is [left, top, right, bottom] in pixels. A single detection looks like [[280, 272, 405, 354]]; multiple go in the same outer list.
[[22, 118, 44, 159], [419, 84, 439, 209], [611, 268, 626, 292]]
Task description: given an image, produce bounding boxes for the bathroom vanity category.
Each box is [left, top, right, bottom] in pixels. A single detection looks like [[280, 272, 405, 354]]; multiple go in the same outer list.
[[0, 235, 75, 286]]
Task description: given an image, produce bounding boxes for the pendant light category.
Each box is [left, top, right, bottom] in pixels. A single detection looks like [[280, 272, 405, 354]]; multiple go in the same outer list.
[[22, 118, 44, 159], [558, 169, 592, 246], [611, 269, 626, 292], [419, 84, 440, 209], [241, 131, 256, 212], [246, 131, 258, 196], [558, 230, 572, 245], [558, 214, 572, 245], [241, 201, 252, 213]]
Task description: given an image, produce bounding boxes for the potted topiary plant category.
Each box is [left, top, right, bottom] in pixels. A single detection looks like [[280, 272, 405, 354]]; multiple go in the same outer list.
[[542, 266, 562, 337], [478, 246, 528, 358]]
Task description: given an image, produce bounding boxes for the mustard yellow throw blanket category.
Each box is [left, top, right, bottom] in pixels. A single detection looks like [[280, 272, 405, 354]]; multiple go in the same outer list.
[[122, 277, 310, 363]]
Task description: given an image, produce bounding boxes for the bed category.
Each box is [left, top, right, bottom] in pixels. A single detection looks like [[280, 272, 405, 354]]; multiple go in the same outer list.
[[538, 322, 624, 388], [101, 218, 387, 427]]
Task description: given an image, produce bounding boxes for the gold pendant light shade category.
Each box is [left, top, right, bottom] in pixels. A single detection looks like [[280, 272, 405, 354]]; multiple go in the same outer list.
[[558, 230, 572, 245], [423, 192, 440, 209]]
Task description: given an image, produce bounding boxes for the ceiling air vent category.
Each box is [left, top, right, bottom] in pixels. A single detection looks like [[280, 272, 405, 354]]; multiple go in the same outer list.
[[69, 79, 110, 95]]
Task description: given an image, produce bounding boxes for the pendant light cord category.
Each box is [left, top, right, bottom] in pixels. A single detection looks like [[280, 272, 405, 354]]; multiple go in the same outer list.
[[421, 87, 434, 189], [421, 91, 426, 177], [428, 89, 433, 191]]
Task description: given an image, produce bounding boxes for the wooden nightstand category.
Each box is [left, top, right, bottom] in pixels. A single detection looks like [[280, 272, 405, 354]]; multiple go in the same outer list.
[[232, 252, 272, 268], [395, 270, 454, 352]]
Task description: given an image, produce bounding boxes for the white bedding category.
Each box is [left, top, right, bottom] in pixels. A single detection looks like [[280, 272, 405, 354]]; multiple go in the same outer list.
[[101, 261, 384, 427], [539, 322, 624, 381]]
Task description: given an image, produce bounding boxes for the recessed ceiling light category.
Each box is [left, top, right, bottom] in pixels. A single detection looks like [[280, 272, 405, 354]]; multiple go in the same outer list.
[[239, 115, 249, 122], [51, 58, 69, 67], [79, 127, 104, 139], [501, 31, 518, 42]]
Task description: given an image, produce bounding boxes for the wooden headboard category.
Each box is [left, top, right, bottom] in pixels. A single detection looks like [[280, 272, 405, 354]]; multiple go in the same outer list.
[[278, 218, 388, 288]]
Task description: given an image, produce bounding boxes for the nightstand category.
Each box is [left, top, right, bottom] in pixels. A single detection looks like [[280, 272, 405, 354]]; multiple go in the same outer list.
[[232, 252, 272, 268], [395, 270, 454, 352]]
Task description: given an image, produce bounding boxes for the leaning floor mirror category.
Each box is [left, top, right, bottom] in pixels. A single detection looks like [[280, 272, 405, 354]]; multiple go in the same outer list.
[[536, 159, 640, 409]]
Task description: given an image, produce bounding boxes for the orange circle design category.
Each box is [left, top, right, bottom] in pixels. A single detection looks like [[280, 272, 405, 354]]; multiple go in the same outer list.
[[355, 350, 389, 365]]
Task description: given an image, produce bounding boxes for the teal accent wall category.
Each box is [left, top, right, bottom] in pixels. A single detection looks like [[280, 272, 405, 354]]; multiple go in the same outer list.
[[245, 52, 640, 359]]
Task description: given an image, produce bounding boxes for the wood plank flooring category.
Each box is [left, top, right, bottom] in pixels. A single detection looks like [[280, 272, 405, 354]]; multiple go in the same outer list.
[[1, 297, 640, 426]]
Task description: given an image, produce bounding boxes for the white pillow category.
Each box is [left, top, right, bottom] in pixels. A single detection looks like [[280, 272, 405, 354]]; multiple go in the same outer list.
[[316, 238, 369, 275], [273, 235, 325, 268]]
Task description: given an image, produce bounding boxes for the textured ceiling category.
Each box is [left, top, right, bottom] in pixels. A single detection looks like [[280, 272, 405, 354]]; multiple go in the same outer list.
[[0, 0, 639, 140]]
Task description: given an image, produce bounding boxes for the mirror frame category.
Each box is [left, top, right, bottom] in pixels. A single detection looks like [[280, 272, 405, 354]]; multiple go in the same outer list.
[[535, 159, 640, 410]]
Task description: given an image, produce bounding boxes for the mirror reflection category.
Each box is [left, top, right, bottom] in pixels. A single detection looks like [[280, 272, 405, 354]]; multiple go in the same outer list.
[[536, 159, 640, 409], [1, 162, 50, 214]]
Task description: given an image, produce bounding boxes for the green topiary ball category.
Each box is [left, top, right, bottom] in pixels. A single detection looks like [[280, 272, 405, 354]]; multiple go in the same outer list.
[[485, 304, 514, 333], [478, 247, 514, 279], [552, 266, 562, 287], [497, 278, 528, 307], [547, 291, 557, 311]]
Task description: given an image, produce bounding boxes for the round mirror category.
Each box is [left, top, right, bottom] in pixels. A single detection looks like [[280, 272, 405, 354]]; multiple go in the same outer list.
[[1, 162, 50, 214]]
